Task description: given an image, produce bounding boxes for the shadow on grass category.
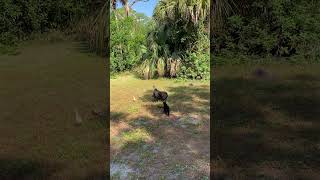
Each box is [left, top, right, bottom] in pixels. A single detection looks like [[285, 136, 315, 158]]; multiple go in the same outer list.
[[110, 84, 210, 178], [110, 112, 128, 123], [213, 74, 320, 178], [291, 73, 320, 81], [140, 85, 210, 116], [0, 158, 61, 180], [81, 172, 108, 180], [111, 116, 210, 178]]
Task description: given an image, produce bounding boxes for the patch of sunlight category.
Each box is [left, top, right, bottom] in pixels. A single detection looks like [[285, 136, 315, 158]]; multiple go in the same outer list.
[[121, 128, 153, 145], [127, 105, 140, 113]]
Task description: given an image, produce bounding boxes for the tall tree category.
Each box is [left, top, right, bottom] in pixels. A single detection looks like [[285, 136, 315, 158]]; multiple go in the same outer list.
[[112, 0, 129, 16], [112, 0, 150, 17]]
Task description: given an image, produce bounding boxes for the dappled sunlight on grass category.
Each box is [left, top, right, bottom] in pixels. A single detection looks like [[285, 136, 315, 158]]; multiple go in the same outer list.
[[110, 73, 210, 178], [119, 128, 154, 147]]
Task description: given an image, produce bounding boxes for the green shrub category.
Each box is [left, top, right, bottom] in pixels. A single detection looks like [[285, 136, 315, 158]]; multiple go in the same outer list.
[[110, 9, 150, 73], [0, 0, 93, 48], [213, 0, 320, 62], [178, 51, 209, 80]]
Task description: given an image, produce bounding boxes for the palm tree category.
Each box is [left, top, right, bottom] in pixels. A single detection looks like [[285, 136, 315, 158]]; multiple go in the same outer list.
[[153, 0, 210, 26], [211, 0, 239, 32], [154, 0, 240, 29], [111, 0, 130, 17], [139, 0, 239, 79], [140, 0, 211, 79]]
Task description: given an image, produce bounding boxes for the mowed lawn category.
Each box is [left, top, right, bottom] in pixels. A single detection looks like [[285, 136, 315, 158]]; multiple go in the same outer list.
[[0, 41, 107, 180], [110, 74, 210, 179], [213, 63, 320, 179]]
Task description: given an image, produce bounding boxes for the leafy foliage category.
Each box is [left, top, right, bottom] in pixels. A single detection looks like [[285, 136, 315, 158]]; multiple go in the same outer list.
[[110, 8, 151, 73], [213, 0, 320, 63], [0, 0, 107, 54], [72, 1, 108, 56], [139, 0, 210, 80]]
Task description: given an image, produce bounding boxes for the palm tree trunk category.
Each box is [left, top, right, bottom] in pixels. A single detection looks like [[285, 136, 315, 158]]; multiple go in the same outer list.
[[125, 4, 130, 16], [112, 0, 117, 10]]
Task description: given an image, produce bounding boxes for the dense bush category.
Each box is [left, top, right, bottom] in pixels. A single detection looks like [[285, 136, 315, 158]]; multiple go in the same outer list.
[[178, 25, 210, 79], [0, 0, 95, 46], [110, 9, 150, 73], [213, 0, 320, 62], [139, 0, 210, 80]]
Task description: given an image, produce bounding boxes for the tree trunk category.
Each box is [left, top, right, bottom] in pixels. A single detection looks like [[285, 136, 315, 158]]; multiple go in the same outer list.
[[166, 58, 172, 77], [125, 4, 130, 16], [166, 57, 181, 78]]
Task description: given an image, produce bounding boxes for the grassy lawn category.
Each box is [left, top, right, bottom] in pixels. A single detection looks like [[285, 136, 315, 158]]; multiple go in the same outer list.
[[213, 63, 320, 179], [4, 40, 318, 179], [110, 74, 210, 179], [0, 40, 107, 179]]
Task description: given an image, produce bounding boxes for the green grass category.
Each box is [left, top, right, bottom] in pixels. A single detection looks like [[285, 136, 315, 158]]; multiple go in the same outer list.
[[127, 105, 140, 113], [0, 40, 107, 180], [0, 44, 20, 55], [111, 74, 210, 178], [213, 63, 320, 179]]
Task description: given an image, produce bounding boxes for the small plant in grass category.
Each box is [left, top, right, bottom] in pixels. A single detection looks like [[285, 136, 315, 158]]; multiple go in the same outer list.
[[0, 44, 19, 55], [139, 149, 154, 160], [127, 105, 140, 113], [201, 176, 209, 180], [111, 172, 121, 179], [121, 128, 153, 147], [169, 164, 189, 176]]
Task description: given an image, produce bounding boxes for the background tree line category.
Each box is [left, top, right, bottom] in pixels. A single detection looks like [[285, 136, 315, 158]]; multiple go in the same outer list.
[[212, 0, 320, 64], [111, 0, 210, 80], [0, 0, 211, 80], [2, 0, 319, 78], [0, 0, 107, 55]]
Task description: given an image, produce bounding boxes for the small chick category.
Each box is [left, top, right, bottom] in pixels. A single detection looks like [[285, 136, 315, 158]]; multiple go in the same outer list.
[[133, 96, 136, 101]]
